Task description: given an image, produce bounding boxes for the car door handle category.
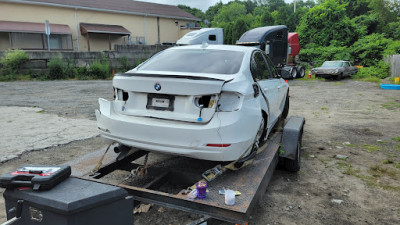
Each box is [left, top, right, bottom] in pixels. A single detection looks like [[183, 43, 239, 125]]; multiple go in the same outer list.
[[277, 85, 283, 89]]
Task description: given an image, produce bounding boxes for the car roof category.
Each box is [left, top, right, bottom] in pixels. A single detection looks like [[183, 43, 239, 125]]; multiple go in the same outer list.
[[167, 44, 257, 54]]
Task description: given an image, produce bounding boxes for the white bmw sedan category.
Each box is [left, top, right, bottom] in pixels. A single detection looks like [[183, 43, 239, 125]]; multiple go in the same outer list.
[[96, 44, 289, 162]]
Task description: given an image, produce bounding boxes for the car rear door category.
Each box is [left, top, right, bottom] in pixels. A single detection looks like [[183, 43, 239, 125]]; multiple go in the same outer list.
[[250, 51, 280, 126], [263, 52, 288, 110]]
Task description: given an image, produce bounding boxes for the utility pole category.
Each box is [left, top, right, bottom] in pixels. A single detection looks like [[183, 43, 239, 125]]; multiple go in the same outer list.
[[294, 0, 296, 12]]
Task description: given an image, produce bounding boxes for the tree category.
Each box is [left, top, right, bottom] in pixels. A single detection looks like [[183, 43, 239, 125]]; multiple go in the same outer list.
[[297, 0, 359, 47], [369, 0, 400, 32], [212, 2, 247, 25], [232, 18, 249, 44], [286, 7, 309, 31], [260, 11, 274, 26], [205, 1, 224, 25], [178, 5, 205, 21], [274, 6, 288, 25]]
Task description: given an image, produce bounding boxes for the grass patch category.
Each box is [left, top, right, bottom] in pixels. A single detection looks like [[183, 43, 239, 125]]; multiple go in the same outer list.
[[321, 106, 328, 111], [337, 162, 360, 176], [363, 144, 384, 153], [392, 137, 400, 142], [298, 74, 324, 81], [369, 165, 397, 178], [396, 145, 400, 151], [382, 159, 394, 164], [332, 82, 344, 85], [381, 102, 400, 110], [395, 163, 400, 169], [37, 110, 45, 114]]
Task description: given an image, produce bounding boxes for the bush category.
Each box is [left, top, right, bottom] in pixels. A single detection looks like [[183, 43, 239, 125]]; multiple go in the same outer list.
[[299, 45, 352, 65], [47, 58, 67, 80], [353, 61, 390, 81], [350, 33, 391, 67], [0, 49, 29, 79], [120, 56, 130, 72], [88, 61, 109, 79]]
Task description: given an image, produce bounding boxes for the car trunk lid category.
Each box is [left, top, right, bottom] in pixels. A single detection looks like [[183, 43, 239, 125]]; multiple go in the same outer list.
[[112, 73, 228, 123]]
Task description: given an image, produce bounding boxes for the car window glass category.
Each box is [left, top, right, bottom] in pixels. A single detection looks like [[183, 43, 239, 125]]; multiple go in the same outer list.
[[262, 52, 278, 78], [251, 52, 272, 80], [138, 49, 244, 75]]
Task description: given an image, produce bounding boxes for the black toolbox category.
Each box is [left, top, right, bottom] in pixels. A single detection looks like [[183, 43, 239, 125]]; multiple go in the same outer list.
[[3, 177, 133, 225], [0, 165, 71, 191]]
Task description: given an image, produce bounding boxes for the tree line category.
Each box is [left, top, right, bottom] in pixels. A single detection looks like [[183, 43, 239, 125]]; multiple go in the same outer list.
[[179, 0, 400, 79]]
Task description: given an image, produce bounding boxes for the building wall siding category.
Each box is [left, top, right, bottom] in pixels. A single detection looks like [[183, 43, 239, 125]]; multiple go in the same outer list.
[[0, 2, 195, 51]]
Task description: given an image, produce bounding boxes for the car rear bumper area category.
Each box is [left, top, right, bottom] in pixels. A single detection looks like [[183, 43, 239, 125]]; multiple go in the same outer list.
[[95, 99, 257, 161]]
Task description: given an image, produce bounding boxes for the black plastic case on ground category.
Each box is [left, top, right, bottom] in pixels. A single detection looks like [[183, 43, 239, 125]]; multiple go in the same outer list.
[[0, 165, 71, 191], [3, 177, 133, 225]]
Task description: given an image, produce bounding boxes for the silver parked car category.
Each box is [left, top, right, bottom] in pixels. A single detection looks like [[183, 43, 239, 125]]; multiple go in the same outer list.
[[311, 61, 358, 80]]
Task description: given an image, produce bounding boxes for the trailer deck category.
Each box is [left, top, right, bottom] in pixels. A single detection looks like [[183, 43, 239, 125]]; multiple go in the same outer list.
[[67, 116, 304, 224], [67, 133, 281, 224]]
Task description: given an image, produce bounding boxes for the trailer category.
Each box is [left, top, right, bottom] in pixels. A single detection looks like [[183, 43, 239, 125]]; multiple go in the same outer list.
[[64, 116, 305, 224], [1, 116, 304, 225]]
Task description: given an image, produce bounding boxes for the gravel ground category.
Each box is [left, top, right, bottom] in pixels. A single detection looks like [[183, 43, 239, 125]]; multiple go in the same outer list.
[[1, 79, 400, 224]]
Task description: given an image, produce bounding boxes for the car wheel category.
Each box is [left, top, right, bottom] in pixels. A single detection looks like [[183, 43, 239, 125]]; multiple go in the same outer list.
[[337, 73, 343, 80], [284, 130, 302, 172], [234, 115, 267, 169], [297, 66, 305, 78], [290, 67, 297, 79], [282, 93, 289, 119]]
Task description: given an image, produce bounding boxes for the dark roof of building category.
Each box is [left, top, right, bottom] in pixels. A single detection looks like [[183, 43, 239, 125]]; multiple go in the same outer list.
[[5, 0, 200, 21], [0, 21, 72, 34]]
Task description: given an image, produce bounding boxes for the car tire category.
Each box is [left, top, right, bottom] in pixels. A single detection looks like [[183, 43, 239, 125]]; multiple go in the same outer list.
[[290, 67, 297, 79], [234, 114, 267, 169], [284, 129, 302, 172], [282, 93, 289, 119], [337, 73, 343, 80], [297, 66, 305, 78]]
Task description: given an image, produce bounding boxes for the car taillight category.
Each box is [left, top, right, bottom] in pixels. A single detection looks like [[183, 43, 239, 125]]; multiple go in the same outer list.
[[217, 92, 242, 112], [206, 144, 231, 147], [115, 88, 129, 101], [194, 95, 217, 108]]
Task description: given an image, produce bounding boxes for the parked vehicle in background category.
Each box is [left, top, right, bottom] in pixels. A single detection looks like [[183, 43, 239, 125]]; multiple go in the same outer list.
[[96, 45, 289, 162], [311, 60, 358, 80], [237, 25, 305, 79], [176, 28, 224, 45]]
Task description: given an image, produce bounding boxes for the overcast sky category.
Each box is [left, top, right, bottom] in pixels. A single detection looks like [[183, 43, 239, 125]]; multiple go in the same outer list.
[[137, 0, 294, 12]]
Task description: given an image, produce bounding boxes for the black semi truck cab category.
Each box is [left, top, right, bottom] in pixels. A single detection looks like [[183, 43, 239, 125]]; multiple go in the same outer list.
[[237, 25, 304, 79]]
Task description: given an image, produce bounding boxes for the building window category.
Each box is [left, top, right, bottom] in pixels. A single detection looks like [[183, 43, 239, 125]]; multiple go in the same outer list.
[[10, 33, 72, 50], [49, 34, 73, 50]]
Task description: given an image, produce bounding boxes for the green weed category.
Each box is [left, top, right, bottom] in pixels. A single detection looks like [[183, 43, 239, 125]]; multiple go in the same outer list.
[[381, 102, 400, 110], [382, 159, 394, 164], [392, 137, 400, 142], [363, 144, 383, 153]]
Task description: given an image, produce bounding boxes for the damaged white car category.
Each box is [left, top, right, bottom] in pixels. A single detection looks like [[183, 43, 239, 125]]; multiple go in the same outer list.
[[96, 45, 289, 162]]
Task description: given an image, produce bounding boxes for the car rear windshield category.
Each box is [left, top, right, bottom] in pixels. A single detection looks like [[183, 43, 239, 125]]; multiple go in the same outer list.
[[321, 61, 344, 67], [138, 49, 244, 75]]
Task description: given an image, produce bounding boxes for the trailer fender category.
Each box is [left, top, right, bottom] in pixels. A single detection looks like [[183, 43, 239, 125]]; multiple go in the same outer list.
[[280, 116, 305, 160]]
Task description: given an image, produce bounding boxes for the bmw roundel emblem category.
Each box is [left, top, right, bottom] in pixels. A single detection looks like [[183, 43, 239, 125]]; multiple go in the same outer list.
[[154, 83, 161, 91]]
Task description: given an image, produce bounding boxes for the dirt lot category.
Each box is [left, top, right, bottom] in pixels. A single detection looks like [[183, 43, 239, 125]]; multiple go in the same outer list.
[[1, 79, 400, 224]]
